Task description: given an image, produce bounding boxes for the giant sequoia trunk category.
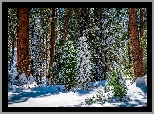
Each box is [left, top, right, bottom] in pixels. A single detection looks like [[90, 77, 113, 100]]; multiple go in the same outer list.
[[17, 8, 30, 77], [128, 8, 145, 78], [49, 8, 55, 78]]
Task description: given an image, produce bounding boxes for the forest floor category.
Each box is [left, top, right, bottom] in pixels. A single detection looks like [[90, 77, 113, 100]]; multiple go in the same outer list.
[[8, 76, 147, 107]]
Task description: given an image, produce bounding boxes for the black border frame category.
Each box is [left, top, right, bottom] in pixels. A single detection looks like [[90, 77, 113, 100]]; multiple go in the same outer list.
[[3, 2, 152, 112]]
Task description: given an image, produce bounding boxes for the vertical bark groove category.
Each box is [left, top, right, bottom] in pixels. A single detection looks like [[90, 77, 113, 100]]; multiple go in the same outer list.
[[17, 8, 30, 77], [128, 8, 144, 78]]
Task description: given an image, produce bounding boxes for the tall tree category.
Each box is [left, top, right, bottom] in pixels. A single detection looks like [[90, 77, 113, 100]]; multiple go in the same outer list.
[[128, 8, 144, 78], [57, 41, 77, 90], [49, 8, 55, 78], [76, 37, 93, 90], [29, 8, 43, 83], [17, 8, 30, 77]]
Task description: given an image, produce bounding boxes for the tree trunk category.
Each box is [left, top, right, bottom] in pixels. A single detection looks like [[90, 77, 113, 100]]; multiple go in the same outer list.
[[49, 8, 55, 78], [17, 8, 30, 77], [128, 8, 144, 78]]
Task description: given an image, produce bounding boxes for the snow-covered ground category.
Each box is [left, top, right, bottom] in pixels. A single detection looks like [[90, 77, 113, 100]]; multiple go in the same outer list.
[[8, 41, 147, 107], [8, 76, 147, 107]]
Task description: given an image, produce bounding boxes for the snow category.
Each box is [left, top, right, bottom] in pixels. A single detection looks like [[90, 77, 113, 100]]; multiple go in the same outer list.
[[136, 76, 147, 86], [135, 76, 147, 94], [76, 37, 93, 90], [8, 33, 147, 107], [8, 42, 147, 107], [8, 75, 147, 107]]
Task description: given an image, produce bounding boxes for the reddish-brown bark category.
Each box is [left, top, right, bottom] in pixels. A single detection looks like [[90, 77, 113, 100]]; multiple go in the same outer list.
[[17, 8, 30, 77], [128, 8, 145, 78]]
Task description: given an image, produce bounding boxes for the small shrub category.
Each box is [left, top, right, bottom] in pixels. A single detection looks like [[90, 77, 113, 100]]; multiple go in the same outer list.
[[104, 68, 128, 98]]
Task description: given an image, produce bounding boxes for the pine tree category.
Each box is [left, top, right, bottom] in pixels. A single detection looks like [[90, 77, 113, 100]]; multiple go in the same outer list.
[[54, 41, 77, 91], [38, 8, 51, 78], [29, 8, 42, 78], [76, 36, 93, 90], [103, 8, 129, 99]]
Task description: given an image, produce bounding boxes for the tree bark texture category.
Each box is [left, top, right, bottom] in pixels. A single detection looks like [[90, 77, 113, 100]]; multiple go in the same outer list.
[[17, 8, 30, 77], [49, 8, 55, 78], [128, 8, 144, 78]]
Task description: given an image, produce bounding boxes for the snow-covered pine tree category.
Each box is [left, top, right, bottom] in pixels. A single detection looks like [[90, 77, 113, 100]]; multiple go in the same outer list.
[[29, 8, 43, 84], [101, 8, 129, 101], [55, 41, 77, 91], [76, 36, 93, 90]]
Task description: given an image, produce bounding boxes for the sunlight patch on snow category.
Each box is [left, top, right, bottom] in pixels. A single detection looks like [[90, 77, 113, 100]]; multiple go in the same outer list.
[[8, 79, 147, 107]]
